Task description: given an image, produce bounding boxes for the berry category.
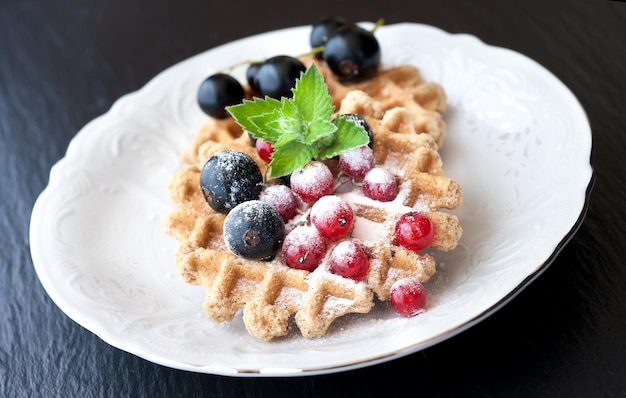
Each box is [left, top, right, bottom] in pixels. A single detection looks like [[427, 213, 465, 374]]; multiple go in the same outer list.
[[329, 240, 369, 280], [290, 161, 334, 204], [338, 145, 374, 178], [279, 173, 291, 188], [246, 62, 262, 93], [253, 55, 306, 99], [255, 137, 275, 163], [223, 200, 285, 260], [389, 278, 427, 317], [259, 184, 298, 223], [310, 195, 354, 239], [362, 167, 398, 202], [395, 212, 434, 251], [340, 114, 374, 147], [282, 226, 326, 271], [197, 73, 244, 119], [323, 25, 381, 83], [310, 16, 348, 53], [200, 150, 263, 213]]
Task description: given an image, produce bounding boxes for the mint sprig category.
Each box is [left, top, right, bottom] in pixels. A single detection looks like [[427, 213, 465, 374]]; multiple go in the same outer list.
[[226, 63, 370, 178]]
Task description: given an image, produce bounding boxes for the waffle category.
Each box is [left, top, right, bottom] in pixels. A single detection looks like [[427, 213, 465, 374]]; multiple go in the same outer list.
[[163, 59, 463, 340]]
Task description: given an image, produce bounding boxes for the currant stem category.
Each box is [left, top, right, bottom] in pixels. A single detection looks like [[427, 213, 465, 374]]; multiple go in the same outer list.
[[333, 172, 353, 192], [217, 18, 384, 73], [218, 58, 266, 73], [262, 165, 272, 184], [371, 18, 385, 33], [294, 46, 324, 59]]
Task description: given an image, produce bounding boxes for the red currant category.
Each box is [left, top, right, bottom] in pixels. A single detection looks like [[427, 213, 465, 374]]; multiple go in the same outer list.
[[310, 195, 354, 239], [389, 278, 427, 317], [338, 145, 374, 178], [395, 212, 434, 251], [282, 226, 326, 271], [329, 240, 369, 280], [259, 184, 298, 223], [361, 167, 398, 202], [290, 161, 334, 204], [255, 138, 275, 163]]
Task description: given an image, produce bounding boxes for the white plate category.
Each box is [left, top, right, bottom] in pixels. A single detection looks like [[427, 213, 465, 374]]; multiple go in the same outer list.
[[30, 23, 593, 377]]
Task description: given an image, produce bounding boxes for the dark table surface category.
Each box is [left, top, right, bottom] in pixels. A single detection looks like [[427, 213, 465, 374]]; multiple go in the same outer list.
[[2, 0, 625, 396]]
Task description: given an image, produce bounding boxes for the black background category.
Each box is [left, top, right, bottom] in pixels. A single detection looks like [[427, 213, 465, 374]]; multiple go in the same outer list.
[[2, 0, 625, 396]]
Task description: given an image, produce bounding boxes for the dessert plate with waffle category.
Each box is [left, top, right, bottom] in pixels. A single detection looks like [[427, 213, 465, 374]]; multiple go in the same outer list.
[[30, 21, 593, 376]]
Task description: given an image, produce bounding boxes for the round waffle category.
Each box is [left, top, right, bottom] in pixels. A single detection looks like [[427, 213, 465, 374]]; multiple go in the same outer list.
[[162, 59, 462, 340]]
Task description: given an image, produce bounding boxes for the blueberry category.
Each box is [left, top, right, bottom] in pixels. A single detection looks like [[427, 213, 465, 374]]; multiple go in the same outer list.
[[223, 200, 285, 260], [253, 55, 306, 99], [310, 16, 348, 55], [200, 150, 263, 213], [323, 25, 381, 83], [197, 73, 245, 119]]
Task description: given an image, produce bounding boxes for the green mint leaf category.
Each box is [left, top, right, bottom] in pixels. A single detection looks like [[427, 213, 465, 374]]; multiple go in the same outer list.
[[292, 63, 334, 122], [226, 96, 283, 140], [317, 115, 370, 159], [265, 99, 304, 143], [245, 111, 287, 143], [269, 141, 317, 178], [281, 96, 302, 120], [306, 117, 336, 147], [225, 64, 370, 178]]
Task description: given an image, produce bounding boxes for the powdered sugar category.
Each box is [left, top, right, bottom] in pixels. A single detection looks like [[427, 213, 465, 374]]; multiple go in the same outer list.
[[363, 167, 394, 184], [351, 217, 392, 243]]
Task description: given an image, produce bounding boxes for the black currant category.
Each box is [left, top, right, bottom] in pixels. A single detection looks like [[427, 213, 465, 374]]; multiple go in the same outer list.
[[323, 25, 381, 83], [279, 173, 291, 188], [246, 62, 262, 93], [197, 73, 244, 119], [253, 55, 306, 99], [200, 150, 263, 213], [223, 200, 285, 260], [310, 16, 348, 57]]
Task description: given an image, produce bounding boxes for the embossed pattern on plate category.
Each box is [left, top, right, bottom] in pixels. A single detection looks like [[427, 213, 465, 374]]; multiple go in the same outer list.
[[30, 23, 593, 376]]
